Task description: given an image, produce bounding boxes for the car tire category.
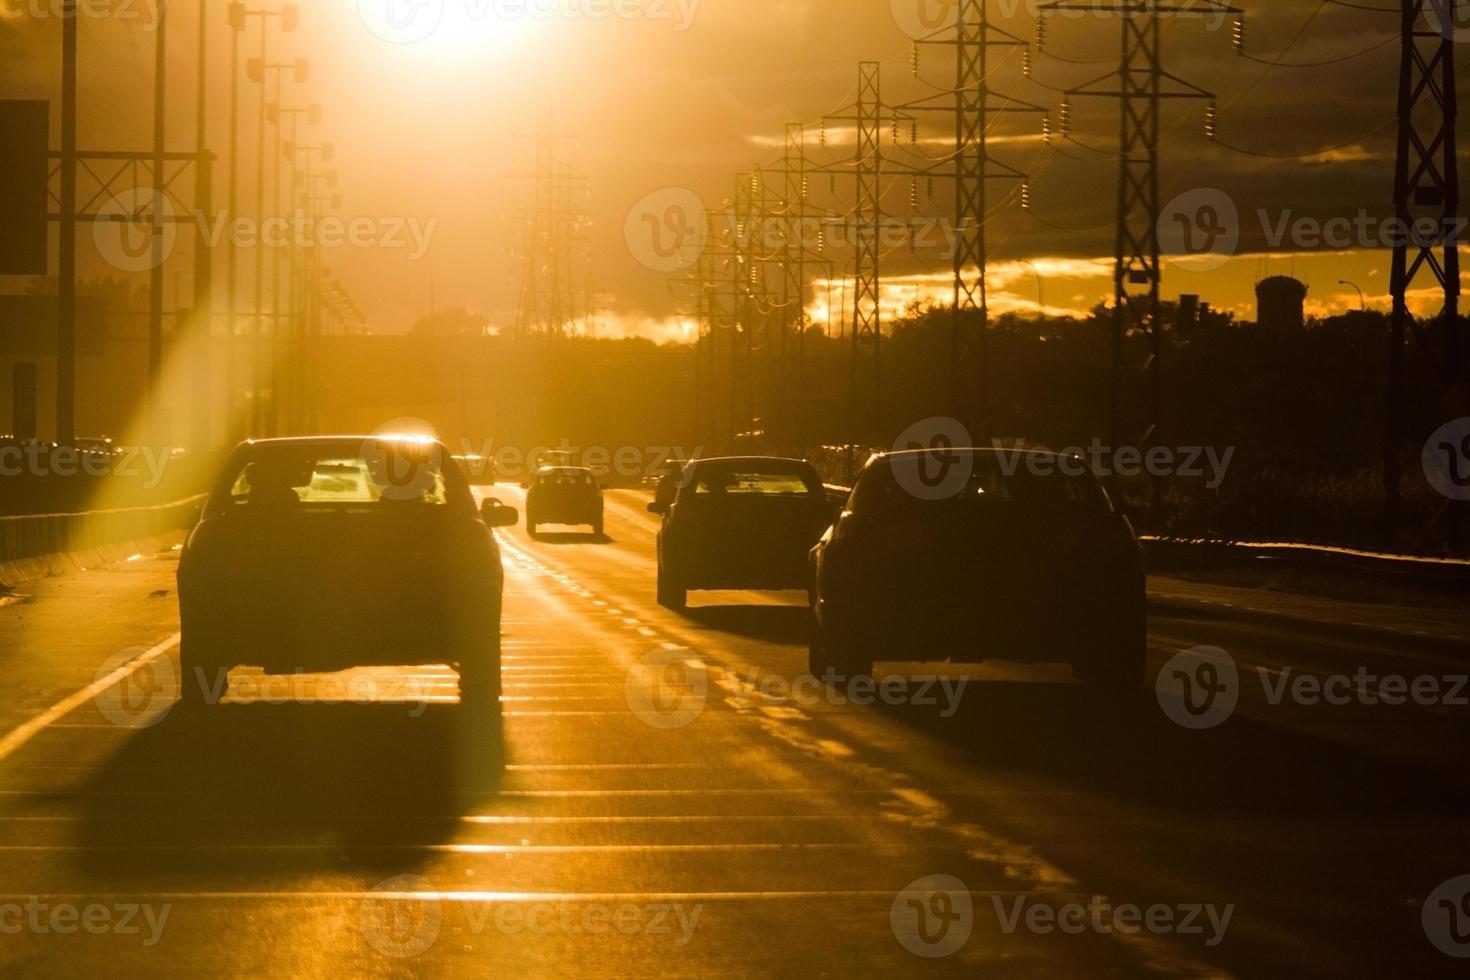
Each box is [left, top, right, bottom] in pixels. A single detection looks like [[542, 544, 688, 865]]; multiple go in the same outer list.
[[656, 562, 686, 611], [592, 515, 604, 536], [457, 642, 502, 713], [808, 607, 873, 681], [1073, 607, 1146, 693], [177, 644, 227, 709]]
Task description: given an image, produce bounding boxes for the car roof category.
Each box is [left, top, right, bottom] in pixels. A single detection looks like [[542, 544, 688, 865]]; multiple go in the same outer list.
[[687, 456, 816, 469], [239, 435, 449, 450], [536, 465, 594, 475], [876, 447, 1079, 463]]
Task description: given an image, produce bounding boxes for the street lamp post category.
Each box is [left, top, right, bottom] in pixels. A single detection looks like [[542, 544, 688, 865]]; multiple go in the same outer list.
[[1338, 279, 1366, 313]]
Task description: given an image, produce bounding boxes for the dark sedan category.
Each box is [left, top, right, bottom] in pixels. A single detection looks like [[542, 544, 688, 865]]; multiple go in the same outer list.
[[809, 447, 1146, 689], [176, 436, 518, 710], [650, 456, 837, 610], [525, 466, 605, 536]]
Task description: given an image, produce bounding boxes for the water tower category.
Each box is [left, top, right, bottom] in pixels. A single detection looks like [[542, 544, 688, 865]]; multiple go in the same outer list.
[[1255, 276, 1308, 331]]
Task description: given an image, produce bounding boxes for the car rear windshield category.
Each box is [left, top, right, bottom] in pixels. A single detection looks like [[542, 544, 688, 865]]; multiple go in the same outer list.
[[215, 443, 459, 514], [686, 465, 821, 497], [851, 454, 1110, 515], [538, 470, 593, 487]]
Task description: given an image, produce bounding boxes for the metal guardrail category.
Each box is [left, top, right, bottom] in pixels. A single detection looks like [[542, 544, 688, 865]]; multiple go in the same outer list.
[[0, 496, 204, 566]]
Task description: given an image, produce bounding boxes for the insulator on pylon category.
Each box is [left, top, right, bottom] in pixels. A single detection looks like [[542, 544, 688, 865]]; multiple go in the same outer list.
[[1205, 102, 1218, 141], [801, 175, 810, 199], [1232, 17, 1245, 55], [1058, 98, 1071, 136], [1023, 49, 1033, 79], [909, 178, 919, 209], [1034, 17, 1045, 52], [927, 177, 935, 198], [818, 229, 826, 253], [912, 43, 920, 76], [820, 122, 827, 147], [1042, 114, 1052, 146], [1021, 182, 1031, 211], [892, 120, 900, 145], [911, 121, 919, 144], [750, 173, 760, 194]]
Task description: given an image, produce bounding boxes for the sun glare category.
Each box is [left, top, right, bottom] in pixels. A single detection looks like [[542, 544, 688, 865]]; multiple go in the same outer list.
[[358, 3, 546, 62]]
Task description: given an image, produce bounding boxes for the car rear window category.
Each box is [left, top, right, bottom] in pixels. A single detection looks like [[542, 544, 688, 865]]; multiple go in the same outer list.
[[538, 470, 593, 487], [218, 443, 456, 513], [687, 467, 820, 497], [851, 455, 1109, 515]]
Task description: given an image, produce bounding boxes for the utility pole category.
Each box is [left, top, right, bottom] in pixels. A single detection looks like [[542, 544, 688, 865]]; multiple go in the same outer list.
[[191, 0, 213, 451], [777, 124, 809, 455], [147, 0, 167, 443], [908, 1, 1038, 440], [1040, 0, 1239, 506], [1386, 0, 1463, 551], [57, 0, 77, 446]]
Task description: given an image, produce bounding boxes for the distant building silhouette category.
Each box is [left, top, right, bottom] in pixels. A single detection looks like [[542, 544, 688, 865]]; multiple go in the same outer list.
[[1255, 276, 1308, 331]]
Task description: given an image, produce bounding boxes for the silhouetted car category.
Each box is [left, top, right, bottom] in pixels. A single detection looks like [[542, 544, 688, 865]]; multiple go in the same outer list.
[[177, 436, 518, 710], [649, 456, 837, 610], [525, 466, 604, 536], [809, 447, 1146, 689]]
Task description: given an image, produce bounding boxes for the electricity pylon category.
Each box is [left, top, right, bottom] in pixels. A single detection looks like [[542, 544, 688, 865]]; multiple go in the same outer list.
[[1385, 0, 1463, 551]]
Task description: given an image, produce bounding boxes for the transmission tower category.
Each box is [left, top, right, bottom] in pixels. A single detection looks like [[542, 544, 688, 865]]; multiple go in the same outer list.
[[907, 0, 1040, 440], [1041, 0, 1240, 501], [510, 112, 588, 339], [1386, 0, 1463, 550]]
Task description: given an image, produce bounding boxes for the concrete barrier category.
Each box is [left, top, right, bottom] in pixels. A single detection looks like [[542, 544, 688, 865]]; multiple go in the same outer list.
[[0, 497, 203, 589]]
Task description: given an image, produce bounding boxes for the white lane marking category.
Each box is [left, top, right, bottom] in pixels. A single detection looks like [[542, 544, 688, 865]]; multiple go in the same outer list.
[[0, 633, 180, 767]]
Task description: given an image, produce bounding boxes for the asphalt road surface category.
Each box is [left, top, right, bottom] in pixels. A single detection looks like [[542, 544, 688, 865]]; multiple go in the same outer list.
[[1, 487, 1468, 977]]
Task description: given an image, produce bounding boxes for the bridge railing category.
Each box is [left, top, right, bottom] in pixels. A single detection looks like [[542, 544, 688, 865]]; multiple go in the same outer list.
[[0, 497, 204, 567]]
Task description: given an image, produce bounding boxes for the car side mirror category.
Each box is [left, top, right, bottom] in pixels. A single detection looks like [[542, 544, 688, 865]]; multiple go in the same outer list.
[[480, 498, 519, 528], [647, 501, 669, 516]]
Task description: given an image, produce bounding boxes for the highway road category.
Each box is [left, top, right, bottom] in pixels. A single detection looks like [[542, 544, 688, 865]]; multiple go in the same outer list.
[[0, 487, 1467, 977]]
